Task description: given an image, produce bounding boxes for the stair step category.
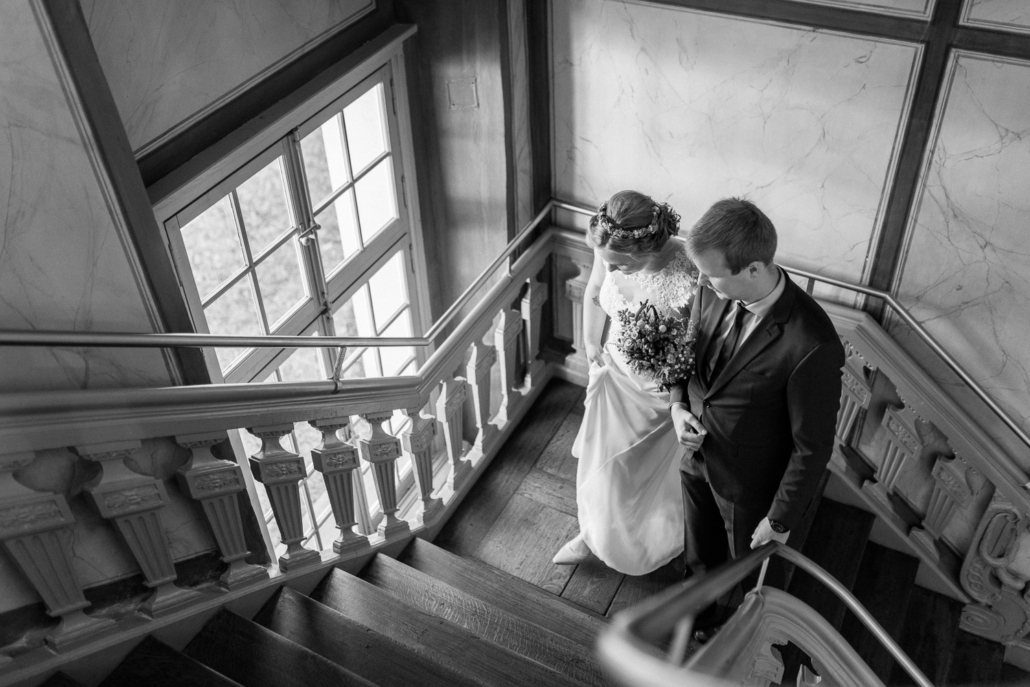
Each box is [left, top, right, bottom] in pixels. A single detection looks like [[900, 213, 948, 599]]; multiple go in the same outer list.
[[399, 537, 607, 643], [182, 608, 376, 687], [889, 586, 963, 686], [100, 636, 243, 687], [788, 498, 876, 629], [360, 554, 609, 686], [311, 567, 589, 687], [945, 630, 1004, 687], [253, 586, 480, 687], [41, 672, 86, 687], [838, 542, 919, 682]]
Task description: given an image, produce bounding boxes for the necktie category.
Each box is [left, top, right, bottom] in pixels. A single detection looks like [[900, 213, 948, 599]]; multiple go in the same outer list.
[[711, 301, 747, 379]]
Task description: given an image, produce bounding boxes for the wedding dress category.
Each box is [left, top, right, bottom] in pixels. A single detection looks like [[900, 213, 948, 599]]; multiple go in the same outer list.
[[571, 247, 697, 575]]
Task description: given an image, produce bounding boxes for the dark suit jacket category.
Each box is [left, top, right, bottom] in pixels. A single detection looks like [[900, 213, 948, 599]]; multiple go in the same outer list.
[[671, 271, 845, 530]]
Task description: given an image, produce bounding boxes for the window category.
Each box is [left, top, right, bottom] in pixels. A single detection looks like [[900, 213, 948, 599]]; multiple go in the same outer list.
[[156, 36, 429, 557]]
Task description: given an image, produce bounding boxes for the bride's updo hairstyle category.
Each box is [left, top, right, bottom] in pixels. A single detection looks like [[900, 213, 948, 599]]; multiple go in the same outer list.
[[587, 190, 681, 256]]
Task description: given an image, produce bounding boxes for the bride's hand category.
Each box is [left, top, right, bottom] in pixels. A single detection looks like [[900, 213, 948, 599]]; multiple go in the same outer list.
[[585, 343, 606, 367]]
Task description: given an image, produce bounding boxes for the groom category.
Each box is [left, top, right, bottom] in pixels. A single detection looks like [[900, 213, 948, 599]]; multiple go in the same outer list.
[[670, 198, 844, 634]]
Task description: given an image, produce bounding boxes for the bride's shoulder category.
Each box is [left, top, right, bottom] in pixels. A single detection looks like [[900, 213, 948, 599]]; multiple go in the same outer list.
[[666, 238, 697, 277]]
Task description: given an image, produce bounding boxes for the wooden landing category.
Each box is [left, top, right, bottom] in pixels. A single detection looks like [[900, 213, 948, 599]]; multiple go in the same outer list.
[[435, 378, 683, 618]]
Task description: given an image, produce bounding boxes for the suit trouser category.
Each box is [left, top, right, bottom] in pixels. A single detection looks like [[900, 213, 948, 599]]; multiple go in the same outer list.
[[680, 468, 786, 626]]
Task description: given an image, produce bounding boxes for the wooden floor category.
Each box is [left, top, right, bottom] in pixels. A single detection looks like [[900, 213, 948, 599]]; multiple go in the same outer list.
[[434, 377, 682, 618]]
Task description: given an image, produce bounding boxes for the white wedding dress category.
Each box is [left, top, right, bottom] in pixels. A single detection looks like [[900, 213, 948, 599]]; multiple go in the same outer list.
[[572, 247, 697, 575]]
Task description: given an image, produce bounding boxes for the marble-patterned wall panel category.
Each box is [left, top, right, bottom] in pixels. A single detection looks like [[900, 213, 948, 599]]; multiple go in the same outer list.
[[790, 0, 933, 19], [0, 1, 173, 393], [552, 0, 919, 283], [961, 0, 1030, 35], [82, 0, 374, 154], [893, 53, 1030, 469]]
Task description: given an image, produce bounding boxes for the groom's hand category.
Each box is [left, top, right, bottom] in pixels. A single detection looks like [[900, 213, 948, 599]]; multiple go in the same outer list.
[[671, 404, 706, 450], [750, 518, 789, 548]]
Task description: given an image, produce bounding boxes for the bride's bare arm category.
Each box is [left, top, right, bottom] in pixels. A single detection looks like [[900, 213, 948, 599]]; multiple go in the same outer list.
[[582, 254, 609, 365]]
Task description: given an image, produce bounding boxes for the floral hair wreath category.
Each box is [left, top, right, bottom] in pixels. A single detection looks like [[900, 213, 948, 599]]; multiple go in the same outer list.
[[596, 200, 680, 240]]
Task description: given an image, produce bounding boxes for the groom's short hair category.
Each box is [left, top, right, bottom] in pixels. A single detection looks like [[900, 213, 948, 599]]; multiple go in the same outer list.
[[688, 198, 777, 274]]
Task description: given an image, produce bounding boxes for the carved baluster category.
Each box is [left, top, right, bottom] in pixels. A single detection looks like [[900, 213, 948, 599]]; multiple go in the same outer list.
[[493, 308, 524, 427], [246, 425, 319, 571], [564, 257, 592, 379], [960, 490, 1030, 644], [357, 411, 410, 541], [401, 406, 442, 525], [79, 440, 201, 616], [467, 340, 497, 453], [836, 339, 873, 447], [862, 405, 922, 511], [309, 417, 370, 555], [910, 453, 987, 564], [520, 275, 548, 392], [0, 452, 116, 649], [437, 371, 470, 492], [174, 432, 267, 589]]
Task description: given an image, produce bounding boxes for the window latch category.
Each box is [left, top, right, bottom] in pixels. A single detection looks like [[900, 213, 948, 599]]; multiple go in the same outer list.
[[298, 220, 321, 246]]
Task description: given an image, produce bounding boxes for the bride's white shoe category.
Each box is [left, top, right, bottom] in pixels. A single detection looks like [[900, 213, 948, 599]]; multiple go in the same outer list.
[[553, 534, 591, 565]]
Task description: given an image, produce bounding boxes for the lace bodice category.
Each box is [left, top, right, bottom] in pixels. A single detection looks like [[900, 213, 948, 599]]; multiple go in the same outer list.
[[600, 248, 698, 346]]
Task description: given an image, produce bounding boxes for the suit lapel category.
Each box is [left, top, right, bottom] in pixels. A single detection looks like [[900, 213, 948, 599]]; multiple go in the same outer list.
[[705, 273, 799, 397], [693, 286, 728, 388]]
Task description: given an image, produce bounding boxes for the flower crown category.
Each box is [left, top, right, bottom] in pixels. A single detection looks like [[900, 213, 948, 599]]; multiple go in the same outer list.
[[596, 201, 678, 240]]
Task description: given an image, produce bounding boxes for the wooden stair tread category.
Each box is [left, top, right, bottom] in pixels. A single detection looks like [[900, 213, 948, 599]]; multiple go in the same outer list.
[[100, 636, 243, 687], [183, 608, 376, 687], [252, 586, 481, 687], [890, 586, 963, 685], [311, 567, 589, 687], [945, 629, 1005, 687], [435, 379, 585, 557], [360, 553, 610, 686], [838, 542, 919, 682], [400, 538, 607, 640]]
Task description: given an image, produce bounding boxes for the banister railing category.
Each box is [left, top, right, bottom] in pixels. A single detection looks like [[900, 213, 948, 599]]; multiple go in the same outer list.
[[598, 542, 932, 687]]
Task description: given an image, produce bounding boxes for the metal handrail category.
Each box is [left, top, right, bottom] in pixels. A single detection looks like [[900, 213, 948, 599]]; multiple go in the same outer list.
[[598, 541, 932, 687], [555, 199, 1030, 455]]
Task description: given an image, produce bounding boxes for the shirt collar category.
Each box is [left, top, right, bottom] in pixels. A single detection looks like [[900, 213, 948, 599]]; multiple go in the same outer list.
[[741, 266, 784, 319]]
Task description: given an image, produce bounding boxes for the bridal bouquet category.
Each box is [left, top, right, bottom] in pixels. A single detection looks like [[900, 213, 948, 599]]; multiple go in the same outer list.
[[615, 300, 696, 391]]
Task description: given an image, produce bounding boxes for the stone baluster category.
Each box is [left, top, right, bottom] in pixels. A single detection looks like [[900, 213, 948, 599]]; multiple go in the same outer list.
[[564, 257, 592, 380], [174, 432, 267, 589], [520, 275, 548, 392], [357, 411, 410, 541], [0, 452, 116, 650], [400, 406, 442, 524], [910, 453, 987, 564], [437, 371, 471, 492], [79, 440, 201, 616], [836, 339, 873, 447], [862, 404, 922, 512], [467, 340, 497, 454], [493, 308, 524, 427], [309, 417, 370, 555], [246, 425, 319, 571]]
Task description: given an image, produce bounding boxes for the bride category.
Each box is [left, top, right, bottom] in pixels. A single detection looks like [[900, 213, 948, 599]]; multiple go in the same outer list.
[[554, 191, 699, 575]]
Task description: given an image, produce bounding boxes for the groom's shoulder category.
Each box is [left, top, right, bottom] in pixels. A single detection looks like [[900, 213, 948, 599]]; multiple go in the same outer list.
[[785, 280, 840, 345]]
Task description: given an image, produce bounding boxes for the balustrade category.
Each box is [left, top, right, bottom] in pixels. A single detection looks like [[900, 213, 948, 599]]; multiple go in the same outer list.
[[401, 406, 442, 524], [493, 308, 524, 427], [563, 256, 592, 381], [309, 417, 371, 555], [437, 371, 470, 493], [466, 340, 497, 453], [79, 440, 202, 615], [357, 411, 410, 541], [520, 276, 548, 392]]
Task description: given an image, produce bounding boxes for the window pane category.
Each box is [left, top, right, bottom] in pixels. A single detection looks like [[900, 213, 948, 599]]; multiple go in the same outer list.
[[380, 310, 413, 376], [355, 159, 398, 244], [204, 277, 263, 369], [344, 84, 388, 175], [302, 116, 349, 208], [369, 252, 408, 329], [332, 285, 373, 336], [181, 196, 244, 301], [278, 345, 323, 382], [316, 189, 359, 276], [238, 158, 292, 256], [341, 347, 379, 379], [255, 240, 306, 329]]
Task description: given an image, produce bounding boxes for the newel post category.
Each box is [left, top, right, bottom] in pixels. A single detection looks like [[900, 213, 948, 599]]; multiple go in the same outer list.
[[174, 432, 267, 589], [0, 452, 116, 649], [79, 440, 201, 616], [309, 416, 370, 555], [357, 411, 410, 541], [246, 425, 320, 571], [400, 406, 442, 524]]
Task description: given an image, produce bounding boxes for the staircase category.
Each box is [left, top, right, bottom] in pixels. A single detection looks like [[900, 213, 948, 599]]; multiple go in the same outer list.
[[85, 538, 611, 687]]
